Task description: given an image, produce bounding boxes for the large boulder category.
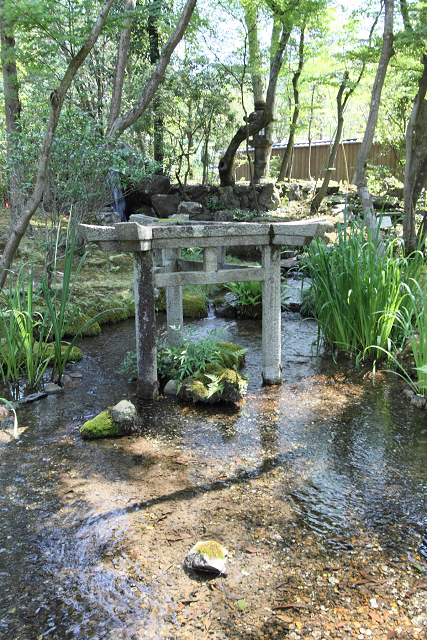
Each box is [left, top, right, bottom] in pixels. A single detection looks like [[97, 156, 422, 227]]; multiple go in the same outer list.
[[151, 194, 181, 218], [219, 186, 240, 210], [258, 183, 281, 211], [177, 201, 203, 217], [134, 174, 171, 200]]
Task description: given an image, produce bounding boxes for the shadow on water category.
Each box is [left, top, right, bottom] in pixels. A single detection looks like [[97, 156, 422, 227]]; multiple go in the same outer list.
[[1, 313, 427, 637]]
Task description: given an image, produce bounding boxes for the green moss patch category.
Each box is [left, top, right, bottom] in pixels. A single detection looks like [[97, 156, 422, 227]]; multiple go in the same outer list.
[[80, 409, 122, 439], [156, 289, 208, 319], [44, 343, 82, 363], [63, 313, 101, 337]]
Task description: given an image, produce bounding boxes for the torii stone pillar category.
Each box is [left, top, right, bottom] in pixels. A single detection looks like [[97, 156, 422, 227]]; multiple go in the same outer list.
[[79, 218, 330, 399]]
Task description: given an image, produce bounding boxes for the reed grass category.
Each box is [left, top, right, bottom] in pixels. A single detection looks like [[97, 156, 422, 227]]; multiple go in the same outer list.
[[305, 217, 423, 362]]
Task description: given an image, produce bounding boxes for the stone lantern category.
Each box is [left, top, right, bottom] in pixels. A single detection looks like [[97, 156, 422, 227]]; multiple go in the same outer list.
[[250, 100, 273, 184]]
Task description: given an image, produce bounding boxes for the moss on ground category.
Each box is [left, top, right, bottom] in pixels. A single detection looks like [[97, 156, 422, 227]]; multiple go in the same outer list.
[[63, 314, 101, 337], [80, 409, 122, 439], [156, 288, 208, 319]]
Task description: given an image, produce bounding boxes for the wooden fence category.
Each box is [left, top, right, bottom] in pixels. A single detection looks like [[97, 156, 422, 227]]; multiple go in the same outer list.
[[234, 140, 403, 183]]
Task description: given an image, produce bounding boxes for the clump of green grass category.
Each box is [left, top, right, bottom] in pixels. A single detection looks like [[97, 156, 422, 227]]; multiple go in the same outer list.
[[304, 217, 423, 362]]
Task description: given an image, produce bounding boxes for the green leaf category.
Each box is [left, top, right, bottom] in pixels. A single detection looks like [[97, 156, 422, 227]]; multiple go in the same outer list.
[[237, 599, 247, 610]]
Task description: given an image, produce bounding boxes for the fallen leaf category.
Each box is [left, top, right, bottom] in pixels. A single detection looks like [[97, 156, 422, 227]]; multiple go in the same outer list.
[[368, 611, 383, 623], [243, 546, 264, 554], [237, 599, 247, 610], [204, 618, 211, 630]]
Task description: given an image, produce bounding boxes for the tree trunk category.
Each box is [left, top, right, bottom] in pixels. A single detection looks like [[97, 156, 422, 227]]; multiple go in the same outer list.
[[244, 5, 264, 102], [218, 24, 291, 187], [0, 0, 116, 288], [354, 0, 394, 234], [0, 2, 21, 227], [107, 0, 197, 138], [311, 75, 348, 212], [148, 7, 164, 167], [403, 54, 427, 253], [107, 0, 136, 133], [278, 26, 305, 182]]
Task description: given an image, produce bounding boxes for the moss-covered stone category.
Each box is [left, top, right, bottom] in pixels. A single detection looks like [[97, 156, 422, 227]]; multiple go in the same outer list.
[[178, 363, 247, 404], [44, 343, 82, 363], [63, 313, 101, 337], [80, 408, 122, 439], [217, 342, 246, 369], [156, 288, 208, 318], [212, 297, 226, 305], [182, 292, 208, 318]]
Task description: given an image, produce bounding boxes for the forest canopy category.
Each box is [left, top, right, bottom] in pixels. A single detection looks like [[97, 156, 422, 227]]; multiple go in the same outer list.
[[0, 0, 426, 283]]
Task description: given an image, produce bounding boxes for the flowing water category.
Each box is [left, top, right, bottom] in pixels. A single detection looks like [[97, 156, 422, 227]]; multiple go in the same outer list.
[[1, 311, 427, 638]]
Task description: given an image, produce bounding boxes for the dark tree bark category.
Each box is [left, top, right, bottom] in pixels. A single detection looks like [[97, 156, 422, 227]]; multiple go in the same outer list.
[[108, 0, 197, 138], [403, 54, 427, 252], [218, 24, 291, 187], [0, 1, 21, 227], [354, 0, 394, 234], [278, 26, 305, 182], [311, 73, 351, 212], [148, 5, 164, 166], [107, 0, 136, 133]]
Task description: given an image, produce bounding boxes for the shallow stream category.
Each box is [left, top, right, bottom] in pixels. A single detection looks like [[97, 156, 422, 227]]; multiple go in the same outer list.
[[1, 310, 427, 639]]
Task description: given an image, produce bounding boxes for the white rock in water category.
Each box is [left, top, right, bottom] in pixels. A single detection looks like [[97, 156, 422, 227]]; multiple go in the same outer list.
[[185, 540, 228, 574]]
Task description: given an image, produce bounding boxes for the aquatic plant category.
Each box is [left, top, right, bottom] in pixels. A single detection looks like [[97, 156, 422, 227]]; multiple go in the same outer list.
[[225, 281, 289, 319], [304, 217, 423, 362], [121, 327, 246, 384], [0, 263, 50, 389], [379, 279, 427, 397], [42, 216, 106, 383]]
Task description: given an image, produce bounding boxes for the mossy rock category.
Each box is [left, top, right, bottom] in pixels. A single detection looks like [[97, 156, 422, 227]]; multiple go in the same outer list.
[[63, 313, 101, 337], [44, 343, 82, 363], [212, 297, 226, 306], [217, 342, 246, 369], [80, 408, 122, 439], [82, 295, 135, 325], [156, 289, 208, 318], [182, 292, 208, 318], [178, 363, 247, 404]]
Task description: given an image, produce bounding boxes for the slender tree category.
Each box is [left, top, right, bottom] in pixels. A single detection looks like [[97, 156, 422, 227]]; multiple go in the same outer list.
[[0, 0, 21, 226], [277, 24, 305, 181], [354, 0, 394, 234]]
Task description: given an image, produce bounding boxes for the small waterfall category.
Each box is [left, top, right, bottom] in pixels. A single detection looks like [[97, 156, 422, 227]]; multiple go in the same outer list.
[[111, 185, 127, 222], [108, 170, 127, 222]]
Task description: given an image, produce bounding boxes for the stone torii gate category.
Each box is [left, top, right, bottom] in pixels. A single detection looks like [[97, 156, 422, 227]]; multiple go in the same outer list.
[[80, 218, 330, 399]]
